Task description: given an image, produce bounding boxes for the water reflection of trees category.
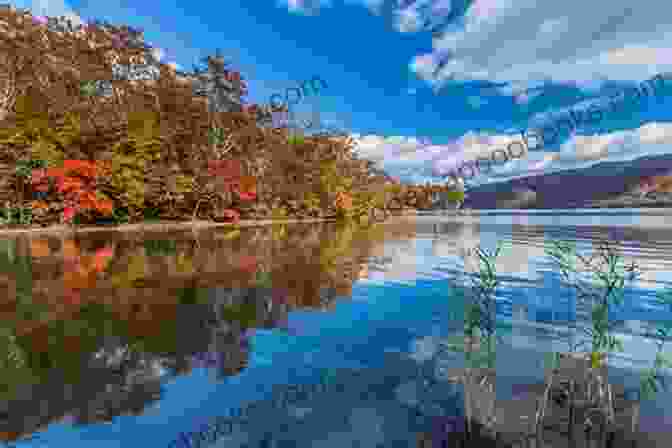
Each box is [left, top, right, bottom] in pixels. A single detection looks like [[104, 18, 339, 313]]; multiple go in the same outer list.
[[0, 221, 386, 442]]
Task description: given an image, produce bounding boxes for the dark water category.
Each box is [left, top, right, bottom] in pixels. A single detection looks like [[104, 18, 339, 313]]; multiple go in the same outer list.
[[0, 215, 671, 447]]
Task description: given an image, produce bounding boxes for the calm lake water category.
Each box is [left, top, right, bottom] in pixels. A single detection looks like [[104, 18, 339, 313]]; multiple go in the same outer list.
[[1, 212, 671, 448]]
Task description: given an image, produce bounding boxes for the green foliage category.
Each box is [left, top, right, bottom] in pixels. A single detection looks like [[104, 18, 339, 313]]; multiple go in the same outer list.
[[545, 239, 639, 362], [463, 244, 503, 337], [254, 270, 272, 289], [0, 243, 51, 397], [441, 243, 505, 370], [177, 286, 209, 305], [111, 207, 131, 225], [79, 80, 99, 98], [143, 206, 162, 222], [543, 351, 562, 371], [219, 301, 258, 328], [0, 206, 33, 225], [287, 134, 305, 146], [445, 189, 465, 202], [15, 158, 47, 178], [143, 239, 177, 257], [0, 327, 38, 400], [208, 126, 227, 146], [639, 288, 672, 399]]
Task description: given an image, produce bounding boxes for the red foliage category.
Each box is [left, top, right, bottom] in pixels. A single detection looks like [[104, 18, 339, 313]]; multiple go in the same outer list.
[[62, 206, 76, 223], [207, 159, 257, 201], [208, 159, 242, 188], [236, 190, 257, 201], [31, 169, 50, 192], [221, 209, 240, 223], [236, 254, 258, 273], [30, 160, 114, 223]]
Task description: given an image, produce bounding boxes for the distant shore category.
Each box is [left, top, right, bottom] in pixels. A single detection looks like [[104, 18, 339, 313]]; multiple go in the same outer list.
[[578, 198, 672, 209]]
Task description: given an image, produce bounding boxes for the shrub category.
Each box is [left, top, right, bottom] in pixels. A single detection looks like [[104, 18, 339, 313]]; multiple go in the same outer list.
[[545, 239, 639, 365], [444, 190, 465, 202], [640, 288, 672, 399], [31, 160, 114, 224]]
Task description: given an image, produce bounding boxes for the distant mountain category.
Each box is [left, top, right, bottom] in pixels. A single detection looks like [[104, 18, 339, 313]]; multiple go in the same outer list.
[[462, 153, 672, 209]]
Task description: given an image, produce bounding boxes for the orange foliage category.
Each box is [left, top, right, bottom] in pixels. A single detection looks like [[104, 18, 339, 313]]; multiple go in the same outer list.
[[236, 175, 258, 201], [30, 239, 51, 258], [59, 240, 115, 305], [31, 160, 114, 223], [334, 192, 353, 210]]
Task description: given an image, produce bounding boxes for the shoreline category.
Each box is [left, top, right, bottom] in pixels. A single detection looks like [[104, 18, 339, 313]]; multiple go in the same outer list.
[[0, 218, 337, 238], [8, 204, 667, 239], [0, 212, 422, 238]]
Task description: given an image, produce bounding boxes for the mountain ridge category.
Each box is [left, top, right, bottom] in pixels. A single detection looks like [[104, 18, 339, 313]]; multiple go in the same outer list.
[[461, 153, 672, 209]]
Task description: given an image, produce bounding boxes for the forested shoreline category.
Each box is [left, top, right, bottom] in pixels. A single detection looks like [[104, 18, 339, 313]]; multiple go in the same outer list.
[[0, 7, 458, 231]]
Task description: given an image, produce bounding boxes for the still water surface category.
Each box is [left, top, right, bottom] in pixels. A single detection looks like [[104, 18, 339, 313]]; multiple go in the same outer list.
[[1, 214, 671, 447]]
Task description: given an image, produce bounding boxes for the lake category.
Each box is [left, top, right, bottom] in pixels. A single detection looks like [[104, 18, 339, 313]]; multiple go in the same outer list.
[[1, 212, 671, 448]]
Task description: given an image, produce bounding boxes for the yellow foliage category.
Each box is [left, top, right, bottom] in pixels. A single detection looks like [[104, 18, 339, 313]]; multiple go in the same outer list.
[[346, 190, 382, 221], [110, 109, 163, 214], [175, 253, 193, 274], [0, 93, 81, 167], [384, 184, 403, 195], [30, 138, 64, 167], [302, 192, 321, 212], [271, 224, 288, 241], [174, 174, 194, 194], [111, 252, 147, 288], [271, 206, 288, 220], [319, 221, 355, 270], [127, 110, 159, 141], [221, 229, 241, 240], [319, 161, 341, 194]]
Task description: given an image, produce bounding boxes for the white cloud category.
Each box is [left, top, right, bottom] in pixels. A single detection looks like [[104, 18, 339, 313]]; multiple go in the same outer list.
[[281, 0, 452, 28], [276, 0, 670, 94], [350, 120, 672, 186], [393, 4, 425, 33], [393, 0, 453, 33], [151, 47, 165, 62], [13, 0, 83, 24], [278, 0, 333, 14], [430, 0, 452, 16], [412, 0, 672, 93]]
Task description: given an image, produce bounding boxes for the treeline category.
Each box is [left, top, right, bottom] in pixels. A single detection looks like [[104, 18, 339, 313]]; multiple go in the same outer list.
[[0, 7, 406, 227]]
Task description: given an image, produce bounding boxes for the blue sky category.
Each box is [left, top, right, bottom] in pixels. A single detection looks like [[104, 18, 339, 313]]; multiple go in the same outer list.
[[10, 0, 672, 188]]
